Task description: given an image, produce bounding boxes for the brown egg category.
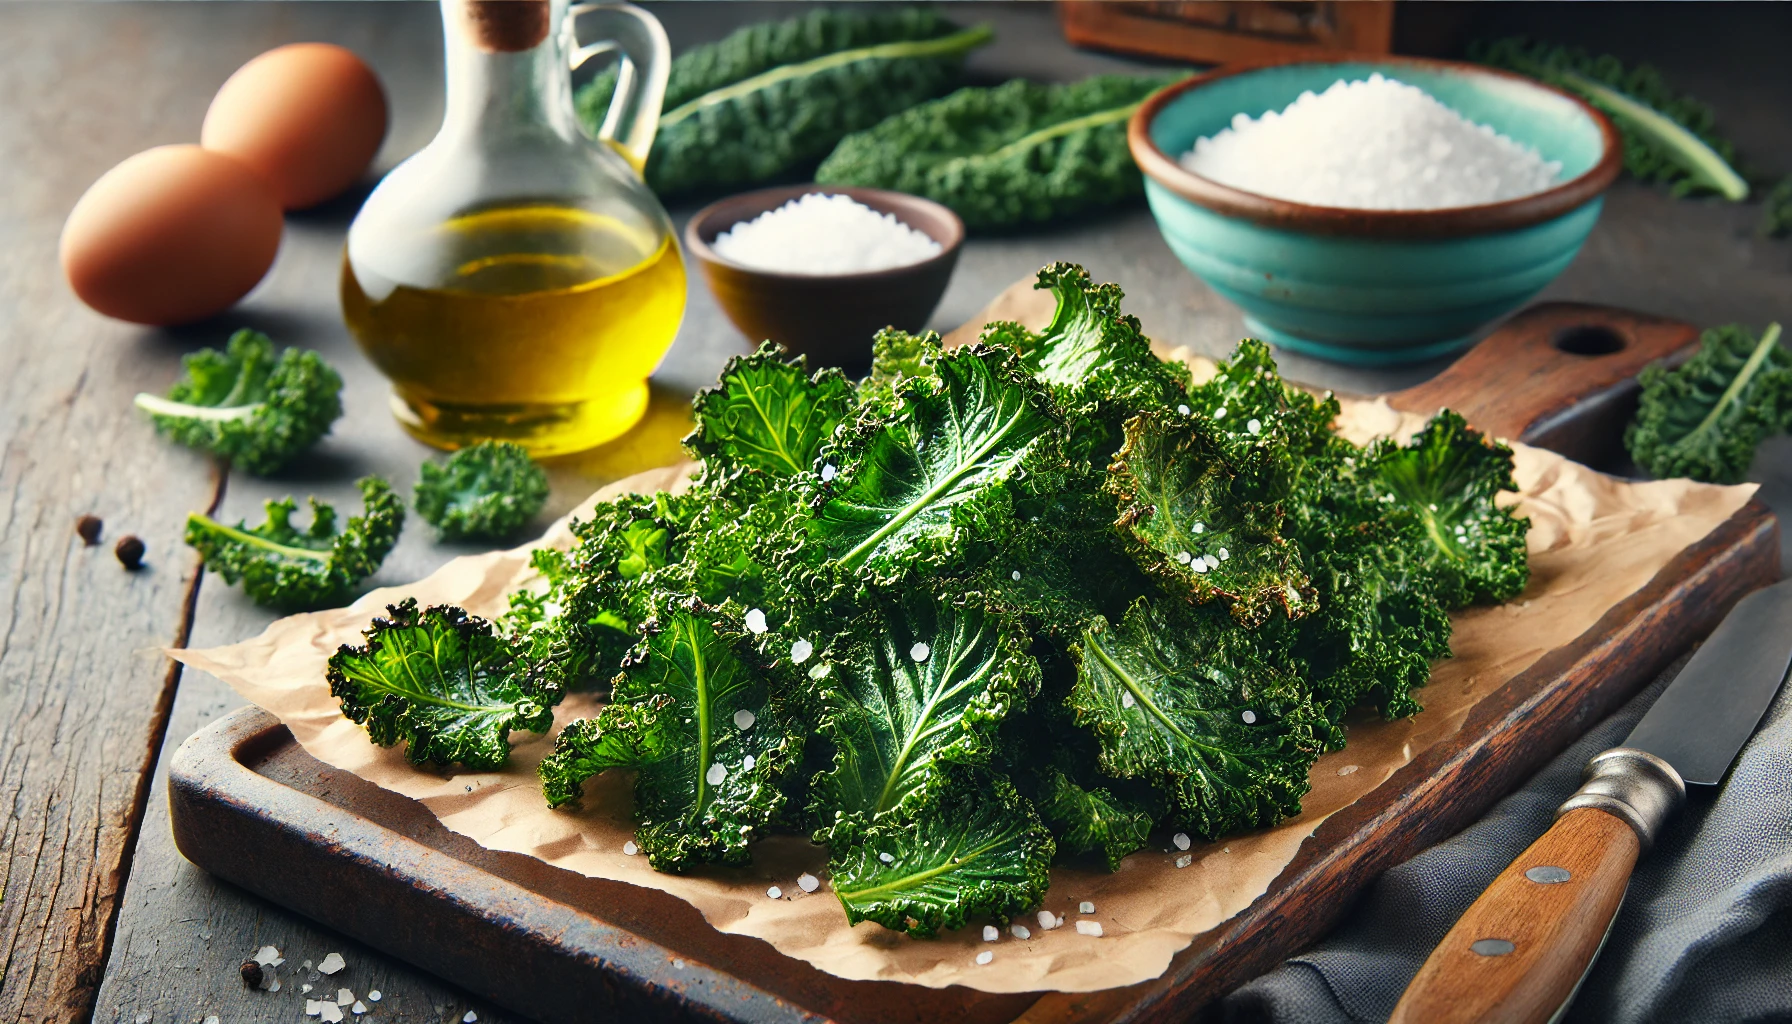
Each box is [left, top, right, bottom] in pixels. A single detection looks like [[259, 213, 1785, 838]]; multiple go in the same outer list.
[[202, 43, 388, 210], [61, 145, 283, 326]]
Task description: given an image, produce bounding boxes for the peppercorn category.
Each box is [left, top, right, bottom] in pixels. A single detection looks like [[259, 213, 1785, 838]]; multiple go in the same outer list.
[[76, 514, 102, 546], [115, 535, 146, 570], [240, 959, 264, 988]]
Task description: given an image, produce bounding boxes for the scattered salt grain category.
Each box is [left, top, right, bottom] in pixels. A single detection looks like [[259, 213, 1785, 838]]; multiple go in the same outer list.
[[1075, 920, 1105, 937], [983, 925, 1000, 942], [267, 978, 282, 993], [798, 872, 821, 893], [338, 989, 355, 1006], [910, 642, 931, 663], [706, 763, 728, 786], [1338, 764, 1361, 777], [879, 851, 895, 864], [1215, 406, 1227, 419], [1121, 692, 1136, 709], [352, 1003, 369, 1015], [1177, 404, 1191, 416], [205, 1017, 220, 1024], [1192, 522, 1205, 533], [254, 945, 285, 967], [1176, 551, 1192, 564], [303, 984, 314, 993], [1173, 832, 1192, 851], [1079, 901, 1095, 914], [1175, 855, 1193, 868], [321, 1004, 344, 1024], [976, 950, 995, 965], [743, 755, 756, 771], [808, 663, 831, 680], [820, 463, 838, 483], [368, 991, 382, 1003], [1217, 548, 1229, 561], [713, 193, 942, 275], [1246, 418, 1262, 435], [734, 708, 756, 730], [744, 608, 768, 634], [464, 1012, 479, 1023], [791, 639, 814, 664], [305, 1001, 324, 1017], [1011, 924, 1031, 939], [1242, 710, 1258, 724], [767, 886, 783, 899], [1205, 554, 1221, 570], [623, 840, 639, 855], [1011, 570, 1021, 581], [1191, 560, 1209, 574], [1180, 73, 1561, 209], [319, 952, 346, 975], [1038, 910, 1060, 930]]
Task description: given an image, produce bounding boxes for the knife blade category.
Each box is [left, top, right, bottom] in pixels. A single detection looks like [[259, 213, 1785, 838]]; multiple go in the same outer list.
[[1391, 578, 1792, 1024]]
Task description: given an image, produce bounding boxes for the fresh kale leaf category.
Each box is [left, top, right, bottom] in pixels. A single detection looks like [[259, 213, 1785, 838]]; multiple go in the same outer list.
[[687, 343, 856, 493], [577, 9, 991, 196], [1069, 598, 1326, 839], [539, 599, 803, 871], [134, 328, 344, 474], [817, 74, 1186, 230], [414, 441, 549, 541], [1035, 767, 1156, 871], [829, 766, 1053, 937], [186, 476, 404, 612], [1626, 322, 1791, 484], [859, 328, 944, 415], [328, 599, 562, 770]]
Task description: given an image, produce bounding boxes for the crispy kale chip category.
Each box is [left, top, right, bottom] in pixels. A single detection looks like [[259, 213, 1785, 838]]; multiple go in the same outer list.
[[328, 599, 563, 770], [817, 74, 1185, 229], [186, 476, 404, 612], [830, 766, 1053, 937], [414, 441, 549, 541], [134, 328, 344, 474], [688, 343, 856, 493], [1035, 767, 1158, 872], [859, 327, 944, 414], [539, 600, 803, 871], [577, 9, 991, 196], [1626, 322, 1791, 484], [1069, 598, 1326, 839]]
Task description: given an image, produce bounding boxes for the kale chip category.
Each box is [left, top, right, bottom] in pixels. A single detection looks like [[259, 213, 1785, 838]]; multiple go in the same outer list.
[[415, 441, 550, 541], [187, 476, 403, 611]]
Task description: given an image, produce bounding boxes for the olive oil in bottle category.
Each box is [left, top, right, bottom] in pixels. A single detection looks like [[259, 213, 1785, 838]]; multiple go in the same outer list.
[[343, 204, 685, 455]]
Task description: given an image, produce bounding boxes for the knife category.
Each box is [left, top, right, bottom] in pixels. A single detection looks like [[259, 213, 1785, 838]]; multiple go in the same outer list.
[[1390, 577, 1792, 1024]]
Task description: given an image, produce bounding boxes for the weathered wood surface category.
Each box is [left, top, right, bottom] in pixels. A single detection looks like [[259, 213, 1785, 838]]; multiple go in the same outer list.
[[0, 0, 1772, 1022]]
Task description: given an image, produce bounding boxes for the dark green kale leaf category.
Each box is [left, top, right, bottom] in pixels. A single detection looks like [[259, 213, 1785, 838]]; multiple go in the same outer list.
[[807, 589, 1038, 840], [859, 327, 944, 415], [328, 599, 562, 770], [577, 9, 992, 196], [414, 441, 549, 541], [134, 328, 344, 475], [1762, 177, 1792, 239], [805, 345, 1064, 583], [1626, 322, 1790, 484], [830, 766, 1053, 937], [816, 74, 1185, 230], [1184, 339, 1346, 469], [1106, 411, 1316, 627], [687, 343, 856, 493], [1035, 767, 1156, 872], [1069, 598, 1326, 839], [186, 476, 404, 612], [539, 599, 803, 872]]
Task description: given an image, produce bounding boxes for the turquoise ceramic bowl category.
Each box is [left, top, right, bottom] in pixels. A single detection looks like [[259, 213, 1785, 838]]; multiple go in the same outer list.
[[1129, 58, 1622, 364]]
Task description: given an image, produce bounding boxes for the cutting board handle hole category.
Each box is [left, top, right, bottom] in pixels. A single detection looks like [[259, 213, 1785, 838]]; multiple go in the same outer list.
[[1552, 324, 1628, 357]]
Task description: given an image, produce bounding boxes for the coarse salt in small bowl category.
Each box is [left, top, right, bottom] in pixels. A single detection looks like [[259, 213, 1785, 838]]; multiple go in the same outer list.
[[1129, 57, 1623, 365], [685, 185, 965, 372]]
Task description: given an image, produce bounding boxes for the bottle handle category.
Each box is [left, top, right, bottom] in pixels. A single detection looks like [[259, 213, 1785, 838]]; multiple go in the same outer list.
[[568, 2, 669, 173]]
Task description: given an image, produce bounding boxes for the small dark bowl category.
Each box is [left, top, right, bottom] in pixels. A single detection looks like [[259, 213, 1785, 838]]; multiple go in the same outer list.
[[684, 185, 965, 372]]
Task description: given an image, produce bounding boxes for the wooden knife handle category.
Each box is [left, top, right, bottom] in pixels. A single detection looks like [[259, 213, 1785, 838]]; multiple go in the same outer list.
[[1387, 303, 1698, 469]]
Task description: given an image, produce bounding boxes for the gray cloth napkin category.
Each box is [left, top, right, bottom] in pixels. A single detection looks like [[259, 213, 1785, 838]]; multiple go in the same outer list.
[[1213, 650, 1792, 1024]]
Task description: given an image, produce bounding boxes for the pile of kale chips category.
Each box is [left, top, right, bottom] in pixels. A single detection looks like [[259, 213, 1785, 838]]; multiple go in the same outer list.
[[327, 264, 1530, 938]]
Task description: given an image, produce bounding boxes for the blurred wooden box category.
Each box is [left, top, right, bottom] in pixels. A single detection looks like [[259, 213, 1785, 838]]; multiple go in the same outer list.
[[1058, 1, 1395, 65]]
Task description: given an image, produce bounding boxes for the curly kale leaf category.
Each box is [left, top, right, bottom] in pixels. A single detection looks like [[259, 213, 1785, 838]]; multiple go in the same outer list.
[[1185, 339, 1346, 468], [1360, 411, 1530, 608], [1107, 411, 1316, 627], [1762, 177, 1792, 239], [830, 767, 1053, 937], [1036, 767, 1156, 871], [186, 476, 404, 612], [539, 600, 803, 871], [807, 590, 1038, 839], [817, 74, 1185, 230], [328, 599, 562, 770], [1471, 37, 1748, 200], [414, 441, 549, 541], [806, 345, 1063, 582], [687, 343, 856, 492], [859, 328, 944, 415], [134, 328, 344, 474], [1069, 598, 1325, 839], [1626, 323, 1791, 484], [577, 9, 991, 196]]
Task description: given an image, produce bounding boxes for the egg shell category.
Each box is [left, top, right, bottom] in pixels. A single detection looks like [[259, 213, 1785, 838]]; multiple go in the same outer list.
[[202, 42, 388, 210], [60, 144, 283, 326]]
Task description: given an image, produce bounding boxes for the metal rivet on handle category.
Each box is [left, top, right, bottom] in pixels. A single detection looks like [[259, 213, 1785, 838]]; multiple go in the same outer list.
[[1525, 865, 1572, 884], [1470, 938, 1516, 957]]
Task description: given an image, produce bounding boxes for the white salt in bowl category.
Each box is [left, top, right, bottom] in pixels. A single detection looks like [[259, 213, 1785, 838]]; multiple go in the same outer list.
[[1129, 58, 1623, 365]]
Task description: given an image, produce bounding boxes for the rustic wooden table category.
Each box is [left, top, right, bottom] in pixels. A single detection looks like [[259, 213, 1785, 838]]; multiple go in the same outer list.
[[1, 3, 1786, 1022]]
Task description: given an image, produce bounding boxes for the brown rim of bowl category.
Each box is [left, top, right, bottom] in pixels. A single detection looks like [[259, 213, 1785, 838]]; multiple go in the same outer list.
[[1127, 55, 1624, 239], [683, 184, 966, 283]]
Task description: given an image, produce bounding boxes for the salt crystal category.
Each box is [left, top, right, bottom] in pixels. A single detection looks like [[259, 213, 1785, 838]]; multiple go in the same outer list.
[[352, 1003, 368, 1015], [254, 945, 285, 967], [1011, 570, 1021, 581], [1121, 691, 1136, 709], [205, 1017, 220, 1024], [1218, 548, 1229, 560], [976, 950, 994, 965], [1177, 404, 1191, 416], [464, 1012, 479, 1024], [910, 642, 931, 662], [1075, 920, 1104, 937], [734, 709, 756, 731], [623, 840, 639, 855], [983, 925, 999, 941], [713, 193, 943, 275], [319, 952, 346, 975], [743, 755, 756, 771], [303, 984, 314, 993], [1338, 764, 1361, 777], [820, 463, 838, 483], [744, 608, 768, 633], [368, 991, 382, 1002], [1079, 901, 1095, 914], [1173, 832, 1191, 851], [798, 872, 821, 893], [808, 663, 830, 680], [305, 1001, 324, 1018], [1215, 406, 1228, 419], [1192, 522, 1205, 533], [338, 989, 354, 1006], [706, 762, 728, 786], [1242, 710, 1258, 724], [321, 1005, 344, 1024], [1011, 924, 1031, 939], [1176, 551, 1192, 564], [1037, 910, 1058, 930], [791, 639, 813, 664], [1175, 854, 1193, 868], [1191, 560, 1209, 574], [879, 851, 895, 864], [1246, 418, 1262, 435], [135, 1016, 150, 1024], [267, 979, 282, 993], [767, 886, 783, 900], [1180, 73, 1561, 209]]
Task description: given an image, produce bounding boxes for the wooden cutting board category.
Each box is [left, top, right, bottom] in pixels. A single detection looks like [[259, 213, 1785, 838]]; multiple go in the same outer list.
[[167, 303, 1779, 1024]]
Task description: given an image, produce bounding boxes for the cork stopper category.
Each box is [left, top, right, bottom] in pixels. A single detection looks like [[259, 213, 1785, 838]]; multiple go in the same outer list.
[[462, 0, 551, 53]]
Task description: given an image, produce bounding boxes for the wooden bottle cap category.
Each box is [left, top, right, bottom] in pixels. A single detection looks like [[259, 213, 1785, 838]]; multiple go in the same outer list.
[[462, 0, 550, 53]]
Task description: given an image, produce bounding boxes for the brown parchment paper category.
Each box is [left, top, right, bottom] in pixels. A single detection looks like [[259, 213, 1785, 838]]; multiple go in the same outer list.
[[173, 296, 1758, 995]]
